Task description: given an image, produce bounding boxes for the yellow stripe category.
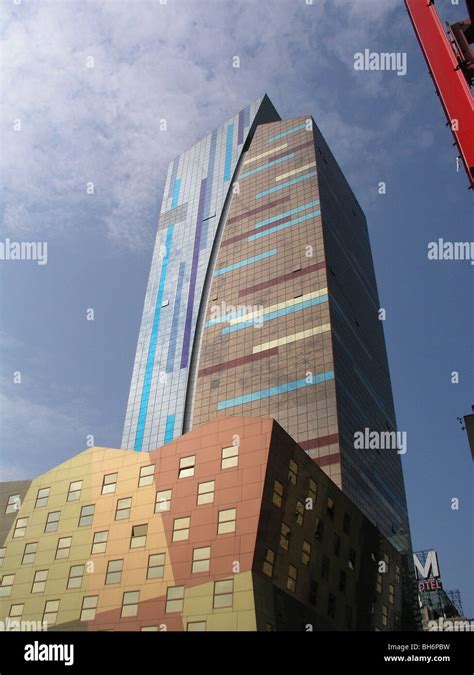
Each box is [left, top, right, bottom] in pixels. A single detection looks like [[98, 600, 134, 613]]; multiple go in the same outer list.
[[243, 143, 288, 165], [253, 323, 331, 354], [275, 161, 316, 181], [229, 287, 328, 325]]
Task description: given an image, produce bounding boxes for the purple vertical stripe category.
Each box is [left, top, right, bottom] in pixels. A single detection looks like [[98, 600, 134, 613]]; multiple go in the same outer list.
[[238, 109, 245, 145], [180, 178, 207, 368]]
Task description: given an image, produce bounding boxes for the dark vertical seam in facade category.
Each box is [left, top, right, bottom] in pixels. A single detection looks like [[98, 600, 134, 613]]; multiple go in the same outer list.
[[181, 143, 248, 433]]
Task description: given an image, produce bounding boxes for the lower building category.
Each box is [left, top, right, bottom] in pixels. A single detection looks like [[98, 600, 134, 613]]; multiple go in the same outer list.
[[0, 417, 414, 631]]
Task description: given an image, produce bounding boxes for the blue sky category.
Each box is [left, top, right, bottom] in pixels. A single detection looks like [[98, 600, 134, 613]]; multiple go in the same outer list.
[[1, 0, 472, 615]]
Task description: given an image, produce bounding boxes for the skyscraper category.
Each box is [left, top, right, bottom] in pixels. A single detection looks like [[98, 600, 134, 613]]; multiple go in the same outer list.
[[0, 96, 419, 632], [122, 95, 411, 557]]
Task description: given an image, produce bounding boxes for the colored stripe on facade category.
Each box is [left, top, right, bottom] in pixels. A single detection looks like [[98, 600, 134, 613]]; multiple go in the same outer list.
[[171, 178, 181, 209], [165, 262, 185, 373], [180, 179, 207, 368], [254, 199, 320, 229], [239, 153, 295, 180], [299, 433, 340, 451], [244, 143, 288, 165], [221, 289, 328, 334], [269, 121, 308, 142], [135, 224, 174, 451], [226, 196, 289, 225], [224, 123, 234, 181], [238, 261, 326, 297], [252, 322, 331, 354], [214, 248, 278, 277], [164, 414, 175, 443], [276, 161, 317, 182], [217, 370, 335, 410], [198, 347, 278, 377], [248, 209, 321, 241], [256, 171, 317, 199]]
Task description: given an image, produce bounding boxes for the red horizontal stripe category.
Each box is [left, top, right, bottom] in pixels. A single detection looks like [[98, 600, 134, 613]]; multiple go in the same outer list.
[[314, 452, 340, 467], [226, 196, 289, 226], [238, 261, 326, 297], [198, 347, 278, 377], [222, 207, 320, 248], [299, 433, 339, 450]]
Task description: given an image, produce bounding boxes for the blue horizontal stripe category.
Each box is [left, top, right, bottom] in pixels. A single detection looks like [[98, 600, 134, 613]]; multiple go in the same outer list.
[[268, 122, 308, 143], [214, 248, 278, 276], [204, 307, 248, 328], [240, 153, 295, 179], [255, 199, 320, 229], [256, 171, 317, 199], [221, 294, 328, 334], [217, 370, 335, 410], [248, 209, 321, 241]]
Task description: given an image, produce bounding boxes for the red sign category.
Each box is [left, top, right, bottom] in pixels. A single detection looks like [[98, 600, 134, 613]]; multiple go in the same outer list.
[[419, 579, 443, 592]]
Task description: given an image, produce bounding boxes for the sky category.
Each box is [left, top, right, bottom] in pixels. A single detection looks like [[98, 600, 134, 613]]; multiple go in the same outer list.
[[0, 0, 472, 616]]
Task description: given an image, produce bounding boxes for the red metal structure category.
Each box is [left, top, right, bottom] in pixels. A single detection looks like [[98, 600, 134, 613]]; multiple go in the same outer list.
[[405, 0, 474, 188]]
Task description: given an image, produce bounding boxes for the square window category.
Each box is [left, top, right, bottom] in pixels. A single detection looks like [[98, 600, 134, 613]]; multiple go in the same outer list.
[[187, 621, 206, 631], [55, 537, 72, 560], [197, 481, 215, 505], [67, 564, 84, 589], [130, 524, 148, 548], [43, 599, 60, 625], [272, 480, 284, 507], [13, 517, 28, 538], [78, 505, 94, 527], [389, 583, 395, 605], [327, 497, 335, 518], [192, 546, 211, 573], [280, 522, 290, 551], [44, 511, 60, 533], [263, 548, 274, 577], [302, 540, 311, 566], [288, 460, 298, 485], [155, 489, 172, 513], [147, 553, 165, 579], [308, 479, 317, 504], [213, 579, 233, 608], [217, 508, 236, 535], [106, 559, 123, 585], [9, 603, 24, 619], [80, 596, 98, 621], [35, 487, 50, 508], [287, 564, 297, 592], [139, 465, 154, 487], [115, 498, 131, 521], [31, 570, 48, 593], [141, 626, 158, 631], [0, 574, 15, 597], [67, 481, 83, 502], [166, 586, 184, 613], [21, 542, 38, 564], [172, 517, 190, 542], [121, 591, 140, 617], [295, 500, 304, 526], [178, 455, 195, 479], [221, 445, 238, 469], [91, 531, 108, 555], [5, 494, 21, 514], [102, 473, 117, 495]]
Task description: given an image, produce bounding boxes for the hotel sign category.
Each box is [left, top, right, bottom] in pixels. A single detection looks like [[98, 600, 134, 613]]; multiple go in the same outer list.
[[413, 550, 443, 592]]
